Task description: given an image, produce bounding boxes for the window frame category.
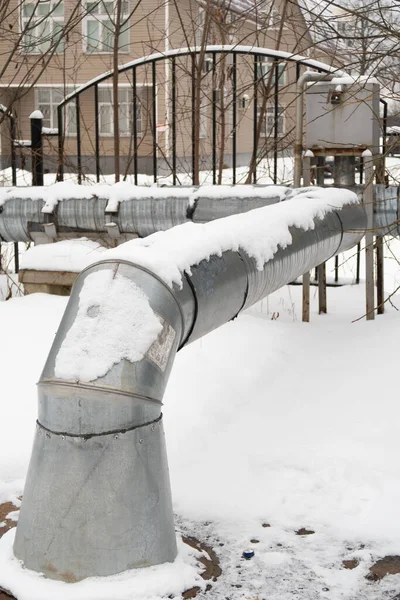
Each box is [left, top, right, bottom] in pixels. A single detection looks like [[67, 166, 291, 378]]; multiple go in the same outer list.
[[35, 86, 77, 136], [97, 84, 146, 138], [258, 103, 285, 138], [258, 59, 287, 87], [83, 0, 130, 55], [20, 0, 65, 55]]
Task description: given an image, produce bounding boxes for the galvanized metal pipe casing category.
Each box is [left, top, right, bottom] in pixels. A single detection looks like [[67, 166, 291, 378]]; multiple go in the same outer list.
[[333, 156, 356, 187], [13, 198, 367, 582], [14, 417, 175, 580], [37, 261, 195, 434], [0, 186, 286, 242], [0, 198, 45, 242], [14, 261, 196, 580], [374, 184, 400, 237]]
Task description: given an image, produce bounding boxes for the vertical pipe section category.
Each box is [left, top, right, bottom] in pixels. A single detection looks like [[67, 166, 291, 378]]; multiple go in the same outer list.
[[273, 60, 279, 184], [253, 54, 258, 184], [363, 149, 375, 320], [14, 261, 195, 581]]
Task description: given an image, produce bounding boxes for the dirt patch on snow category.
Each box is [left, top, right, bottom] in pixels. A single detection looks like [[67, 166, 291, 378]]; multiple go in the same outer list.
[[342, 559, 359, 570], [0, 503, 18, 600], [366, 555, 400, 581], [182, 535, 222, 599], [0, 502, 18, 540], [296, 528, 315, 536]]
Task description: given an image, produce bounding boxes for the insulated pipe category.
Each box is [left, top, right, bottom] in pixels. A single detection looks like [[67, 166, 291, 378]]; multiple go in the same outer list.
[[0, 185, 399, 243], [14, 197, 367, 582], [0, 186, 290, 243], [334, 156, 356, 187]]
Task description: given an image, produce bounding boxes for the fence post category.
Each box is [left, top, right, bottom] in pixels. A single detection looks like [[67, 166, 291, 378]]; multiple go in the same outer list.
[[363, 149, 375, 320], [30, 110, 44, 187]]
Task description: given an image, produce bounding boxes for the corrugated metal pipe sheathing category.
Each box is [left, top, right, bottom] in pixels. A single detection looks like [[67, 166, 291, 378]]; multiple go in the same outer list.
[[13, 199, 367, 582]]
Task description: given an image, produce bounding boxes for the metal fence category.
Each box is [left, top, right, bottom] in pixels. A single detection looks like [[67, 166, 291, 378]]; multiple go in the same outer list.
[[54, 45, 360, 185]]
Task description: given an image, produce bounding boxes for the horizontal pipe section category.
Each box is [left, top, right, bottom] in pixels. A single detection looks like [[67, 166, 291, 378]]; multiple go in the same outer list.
[[0, 184, 397, 244], [0, 186, 289, 243]]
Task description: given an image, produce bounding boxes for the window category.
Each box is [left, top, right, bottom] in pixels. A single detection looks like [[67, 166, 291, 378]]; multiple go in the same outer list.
[[196, 6, 213, 46], [259, 2, 280, 27], [258, 104, 285, 137], [36, 87, 76, 134], [84, 1, 130, 53], [98, 87, 144, 136], [200, 94, 208, 139], [21, 0, 64, 54], [258, 59, 287, 86]]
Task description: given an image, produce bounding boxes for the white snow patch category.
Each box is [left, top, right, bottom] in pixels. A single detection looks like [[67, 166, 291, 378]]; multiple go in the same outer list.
[[54, 270, 162, 382], [41, 127, 58, 135], [0, 531, 205, 600], [29, 110, 44, 120], [12, 140, 31, 148], [260, 551, 291, 566], [20, 239, 107, 273], [5, 511, 19, 523]]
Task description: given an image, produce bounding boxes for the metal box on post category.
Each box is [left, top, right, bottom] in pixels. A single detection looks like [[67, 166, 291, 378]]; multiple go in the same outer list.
[[305, 79, 380, 155]]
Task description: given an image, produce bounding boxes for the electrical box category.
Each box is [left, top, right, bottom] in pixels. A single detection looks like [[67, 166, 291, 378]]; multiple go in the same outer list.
[[305, 79, 380, 154]]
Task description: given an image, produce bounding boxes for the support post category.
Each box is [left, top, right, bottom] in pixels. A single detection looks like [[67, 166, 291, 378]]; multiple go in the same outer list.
[[14, 242, 19, 274], [302, 150, 313, 186], [376, 234, 384, 314], [302, 150, 314, 323], [316, 156, 327, 313], [30, 110, 44, 187], [293, 73, 335, 324], [363, 149, 375, 320], [302, 271, 310, 322], [317, 263, 327, 313]]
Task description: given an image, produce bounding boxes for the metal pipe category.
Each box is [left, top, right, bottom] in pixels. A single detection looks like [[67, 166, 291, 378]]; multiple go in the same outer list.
[[293, 72, 335, 188], [0, 186, 289, 243], [14, 197, 366, 582], [1, 184, 400, 245], [334, 156, 356, 187]]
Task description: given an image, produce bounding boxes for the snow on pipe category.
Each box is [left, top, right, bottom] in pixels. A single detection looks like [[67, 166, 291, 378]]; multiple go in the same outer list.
[[13, 192, 367, 582], [0, 183, 397, 244], [0, 184, 291, 243]]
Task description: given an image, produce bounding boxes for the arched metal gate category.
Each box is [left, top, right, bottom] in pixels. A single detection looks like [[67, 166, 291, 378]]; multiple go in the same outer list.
[[56, 45, 356, 185]]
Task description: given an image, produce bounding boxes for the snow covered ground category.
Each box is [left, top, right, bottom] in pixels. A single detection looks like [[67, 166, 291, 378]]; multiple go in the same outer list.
[[0, 160, 400, 598], [1, 154, 400, 188], [1, 239, 400, 598]]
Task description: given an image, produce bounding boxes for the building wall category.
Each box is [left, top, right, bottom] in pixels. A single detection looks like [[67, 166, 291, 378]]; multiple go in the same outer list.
[[0, 0, 322, 178]]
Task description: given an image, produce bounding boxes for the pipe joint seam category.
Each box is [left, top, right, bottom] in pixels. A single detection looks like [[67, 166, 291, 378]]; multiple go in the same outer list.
[[36, 412, 163, 440]]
